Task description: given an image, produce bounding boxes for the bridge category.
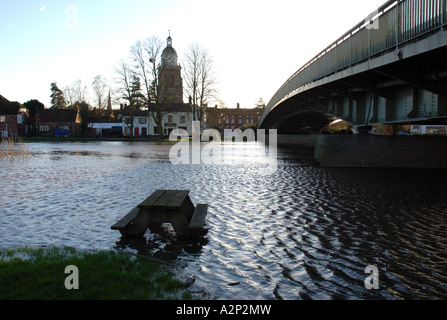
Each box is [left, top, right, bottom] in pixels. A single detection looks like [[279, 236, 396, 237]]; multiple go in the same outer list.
[[259, 0, 447, 167]]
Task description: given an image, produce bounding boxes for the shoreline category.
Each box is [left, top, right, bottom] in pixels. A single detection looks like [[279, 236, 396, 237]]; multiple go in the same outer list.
[[20, 136, 175, 143]]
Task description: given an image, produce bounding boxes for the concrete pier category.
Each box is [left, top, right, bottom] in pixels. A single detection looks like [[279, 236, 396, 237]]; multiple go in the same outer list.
[[314, 135, 447, 168]]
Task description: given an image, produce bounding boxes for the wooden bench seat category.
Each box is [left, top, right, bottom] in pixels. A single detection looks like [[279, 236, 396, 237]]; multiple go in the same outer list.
[[111, 206, 141, 236], [111, 206, 139, 230], [111, 190, 207, 238], [187, 204, 208, 236]]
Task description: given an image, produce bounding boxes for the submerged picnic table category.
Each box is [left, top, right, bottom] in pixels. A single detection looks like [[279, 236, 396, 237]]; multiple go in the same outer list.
[[111, 190, 208, 238]]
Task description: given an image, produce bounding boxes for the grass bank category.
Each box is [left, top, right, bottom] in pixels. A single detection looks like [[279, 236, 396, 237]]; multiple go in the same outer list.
[[0, 246, 193, 300]]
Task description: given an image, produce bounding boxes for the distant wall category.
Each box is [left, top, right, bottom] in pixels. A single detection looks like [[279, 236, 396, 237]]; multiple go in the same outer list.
[[315, 135, 447, 168]]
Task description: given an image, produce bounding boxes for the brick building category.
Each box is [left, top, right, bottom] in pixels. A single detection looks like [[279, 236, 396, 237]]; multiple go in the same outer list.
[[35, 109, 79, 137], [204, 103, 265, 133], [0, 95, 28, 137]]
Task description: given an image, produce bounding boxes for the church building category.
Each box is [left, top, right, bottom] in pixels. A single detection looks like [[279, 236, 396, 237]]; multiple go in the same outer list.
[[158, 33, 183, 104], [122, 33, 193, 137]]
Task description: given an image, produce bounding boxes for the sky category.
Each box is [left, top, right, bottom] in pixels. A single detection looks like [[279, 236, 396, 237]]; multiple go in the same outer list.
[[0, 0, 387, 109]]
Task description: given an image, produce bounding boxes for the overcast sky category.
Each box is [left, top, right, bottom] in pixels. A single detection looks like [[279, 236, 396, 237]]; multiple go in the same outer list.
[[0, 0, 386, 109]]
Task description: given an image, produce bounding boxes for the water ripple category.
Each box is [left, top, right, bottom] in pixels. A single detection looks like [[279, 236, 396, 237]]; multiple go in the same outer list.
[[1, 142, 447, 299]]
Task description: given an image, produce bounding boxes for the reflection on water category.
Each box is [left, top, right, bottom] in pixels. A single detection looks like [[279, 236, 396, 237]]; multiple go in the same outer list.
[[1, 141, 447, 300]]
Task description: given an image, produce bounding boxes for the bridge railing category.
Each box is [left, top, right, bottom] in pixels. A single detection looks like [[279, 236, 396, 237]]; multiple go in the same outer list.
[[263, 0, 447, 124]]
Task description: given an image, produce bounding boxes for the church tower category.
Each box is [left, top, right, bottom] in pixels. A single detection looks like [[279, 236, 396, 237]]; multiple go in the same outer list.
[[159, 33, 183, 104]]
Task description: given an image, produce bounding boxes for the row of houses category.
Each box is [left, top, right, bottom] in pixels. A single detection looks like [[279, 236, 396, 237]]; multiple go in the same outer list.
[[119, 103, 265, 137], [1, 94, 266, 138], [1, 95, 80, 138]]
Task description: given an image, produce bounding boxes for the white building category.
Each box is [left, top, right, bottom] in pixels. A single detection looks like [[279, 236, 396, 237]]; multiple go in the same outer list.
[[89, 123, 123, 137], [148, 104, 192, 136], [122, 110, 150, 137], [121, 105, 193, 137]]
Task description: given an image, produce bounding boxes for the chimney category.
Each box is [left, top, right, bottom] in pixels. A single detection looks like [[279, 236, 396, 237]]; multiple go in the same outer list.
[[237, 103, 240, 109]]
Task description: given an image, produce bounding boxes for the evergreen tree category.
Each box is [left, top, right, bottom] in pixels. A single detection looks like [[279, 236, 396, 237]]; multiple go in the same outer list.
[[50, 82, 67, 109], [130, 75, 145, 110]]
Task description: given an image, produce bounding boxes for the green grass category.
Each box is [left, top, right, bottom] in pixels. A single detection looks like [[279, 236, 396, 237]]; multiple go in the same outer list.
[[0, 246, 192, 300]]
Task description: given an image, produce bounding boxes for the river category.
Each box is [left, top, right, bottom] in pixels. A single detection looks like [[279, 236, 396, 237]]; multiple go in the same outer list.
[[1, 141, 446, 300]]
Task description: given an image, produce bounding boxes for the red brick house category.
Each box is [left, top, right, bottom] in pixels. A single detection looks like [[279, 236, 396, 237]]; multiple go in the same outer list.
[[36, 109, 80, 137], [205, 103, 265, 133], [0, 95, 28, 137]]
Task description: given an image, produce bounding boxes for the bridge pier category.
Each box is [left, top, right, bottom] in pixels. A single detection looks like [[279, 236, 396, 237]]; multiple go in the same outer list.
[[314, 135, 447, 168]]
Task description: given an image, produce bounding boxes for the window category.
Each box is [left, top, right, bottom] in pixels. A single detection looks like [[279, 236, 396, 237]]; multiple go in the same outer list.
[[138, 117, 147, 124], [154, 126, 159, 134], [39, 125, 49, 132], [168, 115, 174, 122], [0, 116, 5, 122], [180, 116, 185, 123]]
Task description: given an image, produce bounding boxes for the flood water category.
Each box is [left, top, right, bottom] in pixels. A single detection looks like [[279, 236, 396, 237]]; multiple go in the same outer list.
[[1, 141, 447, 300]]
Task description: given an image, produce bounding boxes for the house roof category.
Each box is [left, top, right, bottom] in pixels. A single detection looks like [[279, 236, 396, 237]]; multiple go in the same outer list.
[[120, 110, 149, 117], [37, 109, 78, 122], [0, 102, 23, 115], [148, 103, 191, 113], [0, 95, 25, 114], [0, 95, 10, 104], [121, 103, 192, 117]]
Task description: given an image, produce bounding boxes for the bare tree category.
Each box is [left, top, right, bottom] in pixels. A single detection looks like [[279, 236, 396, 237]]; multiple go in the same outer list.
[[91, 75, 108, 111], [114, 59, 139, 136], [63, 85, 77, 108], [73, 79, 89, 103], [183, 43, 218, 124], [63, 79, 89, 108], [131, 36, 170, 138]]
